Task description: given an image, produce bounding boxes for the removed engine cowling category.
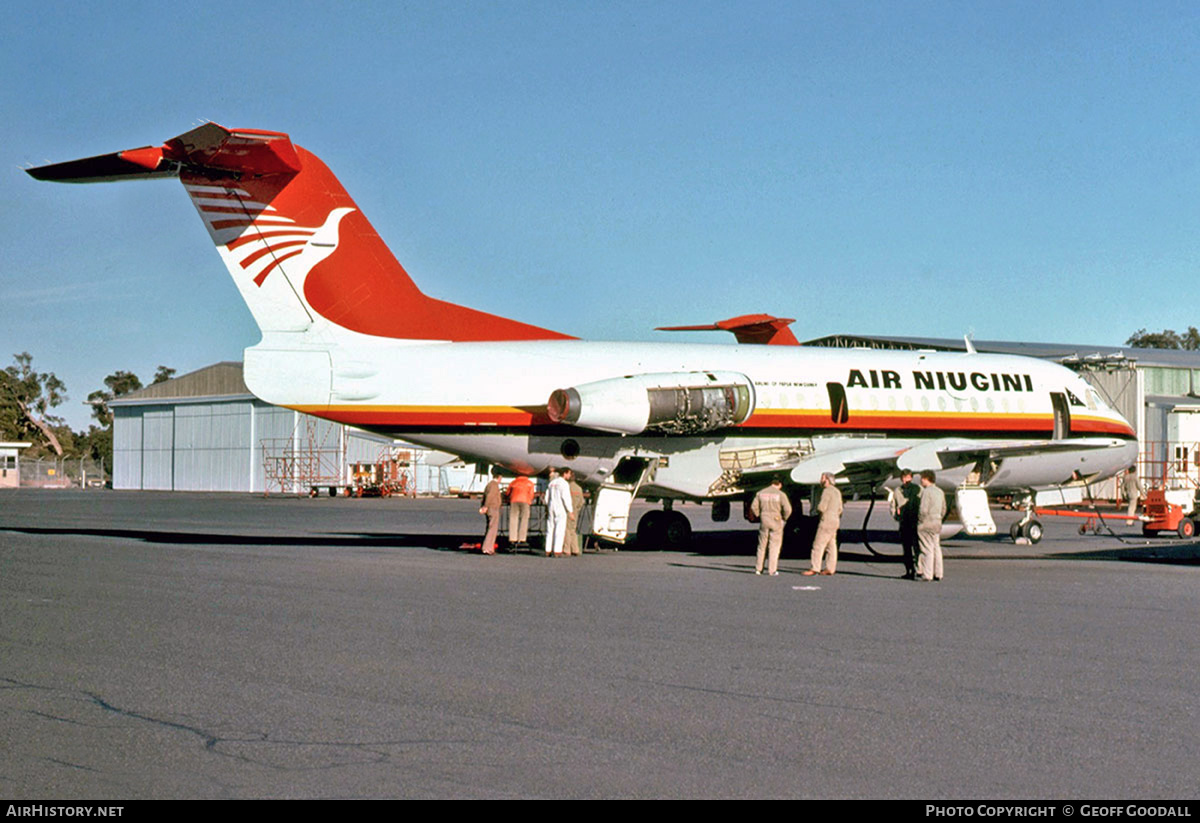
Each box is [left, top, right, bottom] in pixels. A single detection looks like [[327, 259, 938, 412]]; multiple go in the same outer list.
[[547, 371, 755, 435]]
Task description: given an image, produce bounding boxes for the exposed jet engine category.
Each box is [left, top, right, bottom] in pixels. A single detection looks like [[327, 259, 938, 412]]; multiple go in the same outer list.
[[547, 371, 755, 435]]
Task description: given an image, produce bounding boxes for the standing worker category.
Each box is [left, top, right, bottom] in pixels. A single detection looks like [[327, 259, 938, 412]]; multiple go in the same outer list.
[[1123, 465, 1143, 526], [564, 469, 585, 556], [804, 472, 843, 576], [479, 468, 504, 555], [750, 476, 793, 576], [917, 469, 947, 581], [891, 469, 921, 579], [545, 466, 573, 557], [507, 473, 535, 548]]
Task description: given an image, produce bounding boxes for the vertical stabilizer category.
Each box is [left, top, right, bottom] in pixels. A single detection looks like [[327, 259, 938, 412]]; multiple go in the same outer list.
[[28, 123, 573, 343]]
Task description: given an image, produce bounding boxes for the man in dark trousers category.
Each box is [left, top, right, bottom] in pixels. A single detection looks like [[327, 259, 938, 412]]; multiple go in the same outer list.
[[891, 469, 921, 579]]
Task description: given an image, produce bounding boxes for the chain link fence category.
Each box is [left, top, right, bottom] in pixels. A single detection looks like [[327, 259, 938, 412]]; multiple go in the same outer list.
[[18, 457, 108, 488]]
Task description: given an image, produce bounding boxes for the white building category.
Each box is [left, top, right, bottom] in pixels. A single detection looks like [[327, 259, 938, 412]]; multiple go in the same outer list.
[[0, 442, 32, 488]]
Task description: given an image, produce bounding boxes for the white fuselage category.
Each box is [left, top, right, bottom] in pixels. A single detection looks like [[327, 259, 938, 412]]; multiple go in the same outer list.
[[244, 334, 1137, 498]]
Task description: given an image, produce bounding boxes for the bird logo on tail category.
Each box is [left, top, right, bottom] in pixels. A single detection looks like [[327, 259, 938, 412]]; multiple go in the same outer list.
[[185, 182, 355, 289]]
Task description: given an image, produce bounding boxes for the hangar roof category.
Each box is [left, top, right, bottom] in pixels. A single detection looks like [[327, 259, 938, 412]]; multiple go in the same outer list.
[[802, 334, 1200, 369], [110, 361, 253, 406]]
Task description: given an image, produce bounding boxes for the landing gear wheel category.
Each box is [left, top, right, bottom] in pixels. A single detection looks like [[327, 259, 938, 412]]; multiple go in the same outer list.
[[1010, 522, 1022, 541], [1178, 517, 1195, 539], [636, 511, 665, 546], [1021, 520, 1043, 544], [661, 511, 692, 549]]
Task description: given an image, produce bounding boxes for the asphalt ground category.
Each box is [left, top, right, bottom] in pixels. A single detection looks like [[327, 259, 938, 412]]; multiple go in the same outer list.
[[1, 489, 1197, 799]]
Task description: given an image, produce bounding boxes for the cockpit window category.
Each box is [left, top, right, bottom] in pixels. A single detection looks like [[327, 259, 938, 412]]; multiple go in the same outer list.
[[1065, 388, 1085, 408]]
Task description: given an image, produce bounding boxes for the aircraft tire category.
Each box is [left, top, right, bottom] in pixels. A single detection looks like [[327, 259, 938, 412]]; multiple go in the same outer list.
[[1022, 520, 1044, 544], [661, 511, 692, 549], [1010, 522, 1022, 541], [636, 511, 665, 546], [1178, 517, 1195, 539]]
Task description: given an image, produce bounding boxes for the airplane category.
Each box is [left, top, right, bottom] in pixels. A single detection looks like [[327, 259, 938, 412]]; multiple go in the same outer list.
[[27, 123, 1139, 547]]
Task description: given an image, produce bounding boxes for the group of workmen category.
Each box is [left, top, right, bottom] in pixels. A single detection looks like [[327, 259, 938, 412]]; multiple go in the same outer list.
[[479, 467, 585, 556], [750, 469, 947, 581], [481, 464, 950, 577]]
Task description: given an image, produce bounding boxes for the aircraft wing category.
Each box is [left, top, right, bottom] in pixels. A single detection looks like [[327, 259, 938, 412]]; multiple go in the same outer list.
[[735, 437, 1126, 489], [897, 437, 1126, 471]]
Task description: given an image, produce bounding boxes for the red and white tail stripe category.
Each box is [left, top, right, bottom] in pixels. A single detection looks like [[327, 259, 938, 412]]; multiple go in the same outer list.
[[184, 183, 352, 289]]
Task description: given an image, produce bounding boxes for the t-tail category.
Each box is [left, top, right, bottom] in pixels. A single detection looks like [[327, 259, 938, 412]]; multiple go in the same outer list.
[[27, 123, 571, 343]]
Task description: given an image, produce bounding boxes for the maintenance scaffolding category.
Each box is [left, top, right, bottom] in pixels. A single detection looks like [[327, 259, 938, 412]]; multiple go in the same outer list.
[[260, 416, 346, 496]]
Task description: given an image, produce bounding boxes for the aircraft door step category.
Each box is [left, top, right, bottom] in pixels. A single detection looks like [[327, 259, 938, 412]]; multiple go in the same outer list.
[[956, 486, 996, 536], [591, 456, 658, 543]]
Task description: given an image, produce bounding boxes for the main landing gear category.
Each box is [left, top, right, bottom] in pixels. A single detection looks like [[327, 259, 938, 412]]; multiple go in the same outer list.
[[1009, 518, 1044, 544], [636, 505, 692, 549], [1009, 490, 1045, 544]]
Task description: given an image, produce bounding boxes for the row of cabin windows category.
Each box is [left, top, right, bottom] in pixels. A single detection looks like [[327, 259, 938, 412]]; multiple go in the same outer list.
[[823, 382, 1072, 435]]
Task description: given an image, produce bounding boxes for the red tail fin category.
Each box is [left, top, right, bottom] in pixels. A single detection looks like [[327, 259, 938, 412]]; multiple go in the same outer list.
[[30, 123, 573, 342]]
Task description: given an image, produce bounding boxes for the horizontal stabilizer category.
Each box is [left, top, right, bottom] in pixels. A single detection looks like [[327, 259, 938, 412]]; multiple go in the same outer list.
[[26, 124, 301, 184], [656, 314, 800, 346], [26, 147, 178, 183]]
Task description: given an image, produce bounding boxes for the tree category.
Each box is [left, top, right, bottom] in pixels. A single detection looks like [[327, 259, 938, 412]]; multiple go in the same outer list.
[[86, 365, 173, 470], [87, 370, 143, 427], [1126, 327, 1200, 350], [76, 425, 113, 475], [0, 352, 67, 456]]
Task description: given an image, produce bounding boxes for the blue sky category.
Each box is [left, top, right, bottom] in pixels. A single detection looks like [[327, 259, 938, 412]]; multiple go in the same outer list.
[[5, 0, 1200, 430]]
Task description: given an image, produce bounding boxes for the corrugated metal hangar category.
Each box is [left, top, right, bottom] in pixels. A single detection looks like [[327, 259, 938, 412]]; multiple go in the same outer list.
[[109, 362, 394, 493]]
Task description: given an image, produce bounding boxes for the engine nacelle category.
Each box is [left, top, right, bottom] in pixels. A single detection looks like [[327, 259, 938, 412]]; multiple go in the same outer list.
[[547, 371, 756, 435]]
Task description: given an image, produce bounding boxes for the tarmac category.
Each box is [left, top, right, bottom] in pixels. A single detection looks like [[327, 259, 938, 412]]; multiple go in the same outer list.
[[1, 489, 1197, 799]]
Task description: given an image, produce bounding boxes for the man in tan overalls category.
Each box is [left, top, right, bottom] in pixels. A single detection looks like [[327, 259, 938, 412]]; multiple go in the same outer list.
[[479, 469, 504, 555], [804, 472, 843, 576], [751, 476, 793, 575], [564, 469, 585, 556]]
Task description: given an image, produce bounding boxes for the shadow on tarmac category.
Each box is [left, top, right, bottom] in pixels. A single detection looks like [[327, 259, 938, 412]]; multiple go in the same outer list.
[[0, 526, 472, 551], [5, 525, 1200, 567]]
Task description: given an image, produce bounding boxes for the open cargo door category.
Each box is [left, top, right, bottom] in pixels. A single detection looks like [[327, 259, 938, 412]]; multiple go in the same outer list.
[[590, 456, 658, 543]]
